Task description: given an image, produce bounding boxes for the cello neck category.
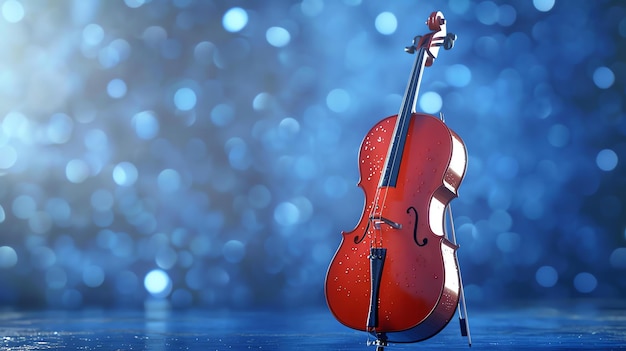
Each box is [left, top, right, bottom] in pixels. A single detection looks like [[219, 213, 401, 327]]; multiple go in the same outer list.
[[378, 14, 455, 189], [404, 46, 429, 116], [378, 46, 428, 189]]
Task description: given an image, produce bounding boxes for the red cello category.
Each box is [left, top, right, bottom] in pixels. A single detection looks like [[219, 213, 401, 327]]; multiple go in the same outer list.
[[325, 11, 471, 349]]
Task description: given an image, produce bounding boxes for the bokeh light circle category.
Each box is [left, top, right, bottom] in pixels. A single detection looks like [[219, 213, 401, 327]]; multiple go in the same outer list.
[[124, 0, 146, 8], [113, 162, 138, 186], [375, 12, 397, 35], [132, 111, 159, 140], [274, 202, 300, 226], [66, 159, 90, 183], [144, 269, 172, 297], [174, 87, 197, 111], [535, 266, 558, 288], [533, 0, 555, 12], [419, 91, 442, 113], [2, 0, 25, 23], [326, 89, 351, 113], [592, 66, 615, 89], [0, 246, 18, 268], [83, 266, 105, 288], [223, 240, 246, 263], [83, 23, 104, 46], [222, 7, 248, 33], [573, 272, 597, 293], [266, 27, 291, 47], [610, 248, 626, 269], [445, 64, 472, 87], [0, 145, 17, 169], [107, 79, 127, 99], [475, 1, 499, 25], [596, 149, 618, 171]]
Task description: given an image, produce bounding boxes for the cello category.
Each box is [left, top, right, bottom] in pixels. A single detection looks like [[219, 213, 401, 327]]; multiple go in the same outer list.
[[324, 11, 471, 349]]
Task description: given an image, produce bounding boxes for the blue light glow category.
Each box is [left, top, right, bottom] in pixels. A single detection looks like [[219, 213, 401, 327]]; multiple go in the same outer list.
[[158, 169, 181, 193], [419, 91, 442, 113], [124, 0, 145, 8], [132, 111, 159, 140], [266, 27, 290, 47], [82, 265, 105, 288], [174, 87, 197, 111], [446, 64, 472, 87], [375, 12, 397, 35], [156, 247, 178, 269], [610, 248, 626, 269], [226, 137, 251, 170], [596, 149, 618, 171], [301, 0, 323, 17], [0, 246, 18, 268], [107, 79, 127, 99], [274, 202, 299, 226], [223, 240, 245, 263], [0, 145, 17, 169], [497, 4, 517, 26], [533, 0, 555, 12], [144, 269, 172, 297], [65, 159, 90, 183], [326, 89, 350, 113], [222, 7, 248, 33], [252, 93, 270, 111], [496, 231, 520, 252], [0, 0, 622, 310], [113, 162, 138, 186], [535, 266, 558, 287], [475, 1, 499, 25], [573, 272, 597, 293], [12, 195, 35, 220], [47, 113, 74, 144], [83, 23, 104, 46], [2, 0, 24, 23], [592, 66, 615, 89]]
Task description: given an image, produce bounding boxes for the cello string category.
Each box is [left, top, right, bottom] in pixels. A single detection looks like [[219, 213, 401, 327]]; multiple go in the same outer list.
[[367, 42, 424, 248], [375, 45, 425, 246]]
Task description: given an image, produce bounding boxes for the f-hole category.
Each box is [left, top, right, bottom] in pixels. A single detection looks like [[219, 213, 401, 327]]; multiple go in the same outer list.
[[407, 206, 427, 247], [354, 221, 370, 244]]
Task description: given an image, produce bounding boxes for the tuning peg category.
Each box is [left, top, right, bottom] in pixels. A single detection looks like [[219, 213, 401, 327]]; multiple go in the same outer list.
[[443, 33, 457, 50], [405, 35, 422, 54]]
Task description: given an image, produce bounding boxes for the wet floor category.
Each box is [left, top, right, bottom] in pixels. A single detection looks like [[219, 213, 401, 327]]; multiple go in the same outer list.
[[1, 301, 625, 350]]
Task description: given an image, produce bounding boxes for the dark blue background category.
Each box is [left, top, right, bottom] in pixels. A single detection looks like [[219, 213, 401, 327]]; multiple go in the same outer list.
[[0, 0, 624, 311]]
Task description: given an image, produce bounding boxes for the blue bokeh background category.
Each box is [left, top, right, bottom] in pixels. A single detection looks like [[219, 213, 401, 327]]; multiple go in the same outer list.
[[0, 0, 624, 310]]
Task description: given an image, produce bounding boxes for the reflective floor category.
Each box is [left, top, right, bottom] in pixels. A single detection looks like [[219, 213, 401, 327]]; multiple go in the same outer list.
[[1, 301, 625, 350]]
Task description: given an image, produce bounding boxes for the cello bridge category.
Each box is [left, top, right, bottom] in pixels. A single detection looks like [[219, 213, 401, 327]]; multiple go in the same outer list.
[[369, 216, 402, 230]]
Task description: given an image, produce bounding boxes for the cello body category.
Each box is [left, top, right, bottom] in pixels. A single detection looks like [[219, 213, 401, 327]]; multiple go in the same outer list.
[[324, 11, 469, 345], [325, 113, 467, 342]]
